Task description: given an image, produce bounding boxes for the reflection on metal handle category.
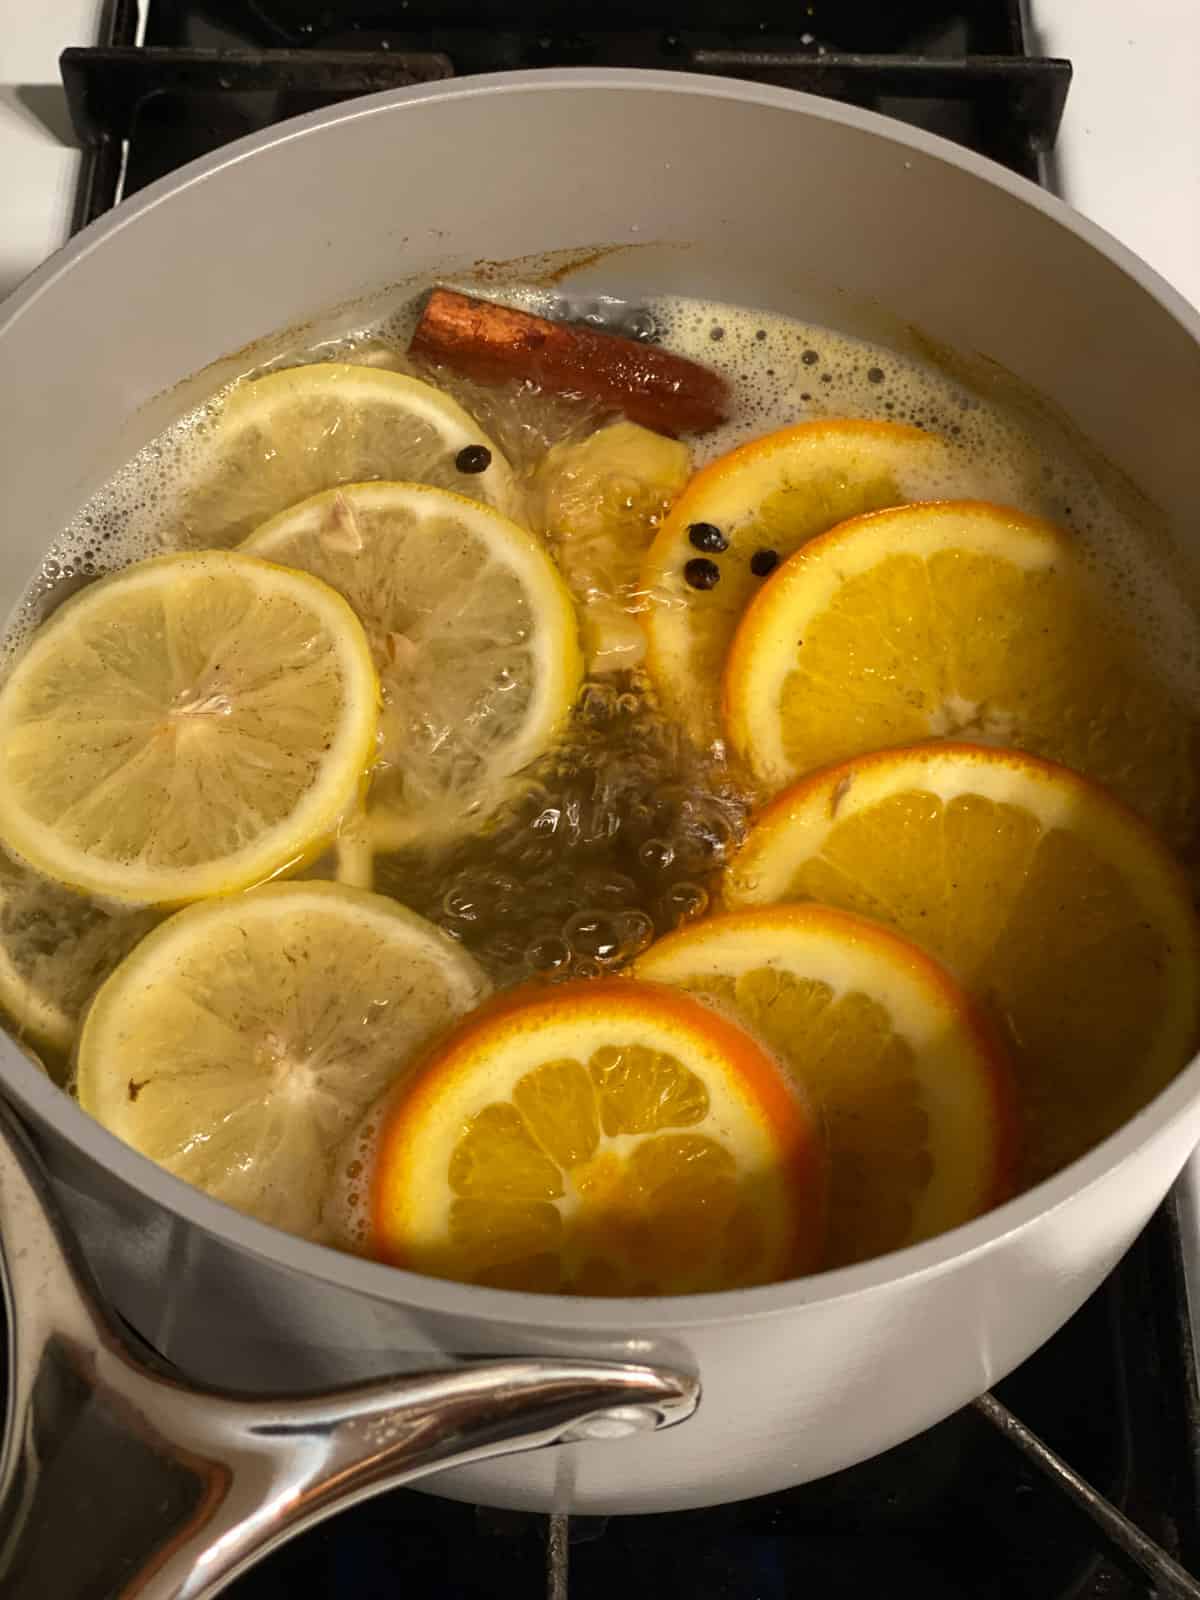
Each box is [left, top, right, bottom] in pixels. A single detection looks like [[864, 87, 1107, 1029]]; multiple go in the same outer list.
[[974, 1391, 1200, 1599], [0, 1098, 700, 1599]]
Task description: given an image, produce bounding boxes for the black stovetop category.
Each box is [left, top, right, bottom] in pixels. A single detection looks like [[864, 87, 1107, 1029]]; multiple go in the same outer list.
[[62, 0, 1071, 229], [58, 5, 1200, 1596]]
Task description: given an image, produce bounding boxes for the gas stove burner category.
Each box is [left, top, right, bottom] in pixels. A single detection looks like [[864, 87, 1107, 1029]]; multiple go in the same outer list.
[[219, 1211, 1200, 1598], [61, 0, 1070, 231]]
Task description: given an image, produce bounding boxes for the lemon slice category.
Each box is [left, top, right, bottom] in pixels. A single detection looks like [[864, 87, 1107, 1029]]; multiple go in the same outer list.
[[723, 499, 1197, 845], [634, 904, 1013, 1267], [534, 422, 691, 672], [725, 742, 1200, 1184], [180, 363, 520, 545], [342, 977, 825, 1295], [0, 552, 379, 905], [640, 420, 957, 748], [0, 851, 157, 1070], [242, 482, 582, 850], [76, 882, 489, 1236]]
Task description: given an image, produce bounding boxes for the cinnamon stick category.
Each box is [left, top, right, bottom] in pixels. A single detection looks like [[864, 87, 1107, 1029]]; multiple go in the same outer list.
[[410, 288, 730, 436]]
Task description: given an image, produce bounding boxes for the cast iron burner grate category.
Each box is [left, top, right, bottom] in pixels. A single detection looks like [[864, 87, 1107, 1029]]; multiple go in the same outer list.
[[61, 0, 1071, 230], [56, 4, 1200, 1596], [222, 1208, 1200, 1599]]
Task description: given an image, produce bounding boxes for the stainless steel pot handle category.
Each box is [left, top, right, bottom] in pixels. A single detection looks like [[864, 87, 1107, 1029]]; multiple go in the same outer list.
[[0, 1098, 700, 1599]]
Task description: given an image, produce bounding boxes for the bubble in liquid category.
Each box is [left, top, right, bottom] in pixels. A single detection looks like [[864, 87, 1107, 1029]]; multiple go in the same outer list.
[[639, 838, 675, 872], [664, 881, 709, 926], [526, 934, 572, 974], [489, 931, 529, 971], [579, 871, 638, 908], [565, 910, 625, 964], [442, 884, 478, 923], [615, 909, 655, 959], [627, 308, 659, 343], [578, 680, 619, 722], [678, 800, 737, 866]]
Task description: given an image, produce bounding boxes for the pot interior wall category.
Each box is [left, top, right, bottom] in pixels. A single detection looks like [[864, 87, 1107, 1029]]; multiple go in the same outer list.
[[3, 74, 1199, 637]]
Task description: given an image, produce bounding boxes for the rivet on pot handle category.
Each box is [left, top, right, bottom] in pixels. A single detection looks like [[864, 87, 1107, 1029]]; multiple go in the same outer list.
[[0, 1097, 700, 1599]]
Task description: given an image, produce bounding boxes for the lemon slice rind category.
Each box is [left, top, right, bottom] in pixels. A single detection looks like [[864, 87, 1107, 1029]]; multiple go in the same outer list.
[[0, 852, 158, 1063], [242, 481, 582, 852], [186, 363, 521, 541], [0, 551, 379, 906], [76, 880, 490, 1236]]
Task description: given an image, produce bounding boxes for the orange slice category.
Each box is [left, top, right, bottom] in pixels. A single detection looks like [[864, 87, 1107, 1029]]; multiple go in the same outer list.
[[356, 977, 825, 1295], [723, 499, 1196, 845], [639, 420, 960, 749], [725, 742, 1200, 1184], [634, 905, 1014, 1267]]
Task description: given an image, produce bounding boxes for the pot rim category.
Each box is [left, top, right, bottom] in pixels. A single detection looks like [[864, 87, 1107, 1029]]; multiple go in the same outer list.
[[3, 66, 1199, 1335]]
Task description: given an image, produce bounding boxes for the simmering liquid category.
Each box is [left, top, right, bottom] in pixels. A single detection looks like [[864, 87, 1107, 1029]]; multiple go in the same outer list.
[[4, 286, 1198, 1251]]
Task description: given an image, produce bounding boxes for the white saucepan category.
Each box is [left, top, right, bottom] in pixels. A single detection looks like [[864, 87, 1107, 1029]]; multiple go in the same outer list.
[[1, 64, 1199, 1577]]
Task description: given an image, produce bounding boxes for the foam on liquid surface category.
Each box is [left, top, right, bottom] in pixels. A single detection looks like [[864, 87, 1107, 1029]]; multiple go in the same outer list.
[[15, 289, 1197, 707], [4, 287, 1199, 1246]]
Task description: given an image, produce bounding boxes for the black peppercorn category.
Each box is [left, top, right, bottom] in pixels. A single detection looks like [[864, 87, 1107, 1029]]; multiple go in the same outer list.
[[687, 521, 728, 554], [455, 444, 492, 474], [750, 548, 779, 577], [684, 558, 721, 590]]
